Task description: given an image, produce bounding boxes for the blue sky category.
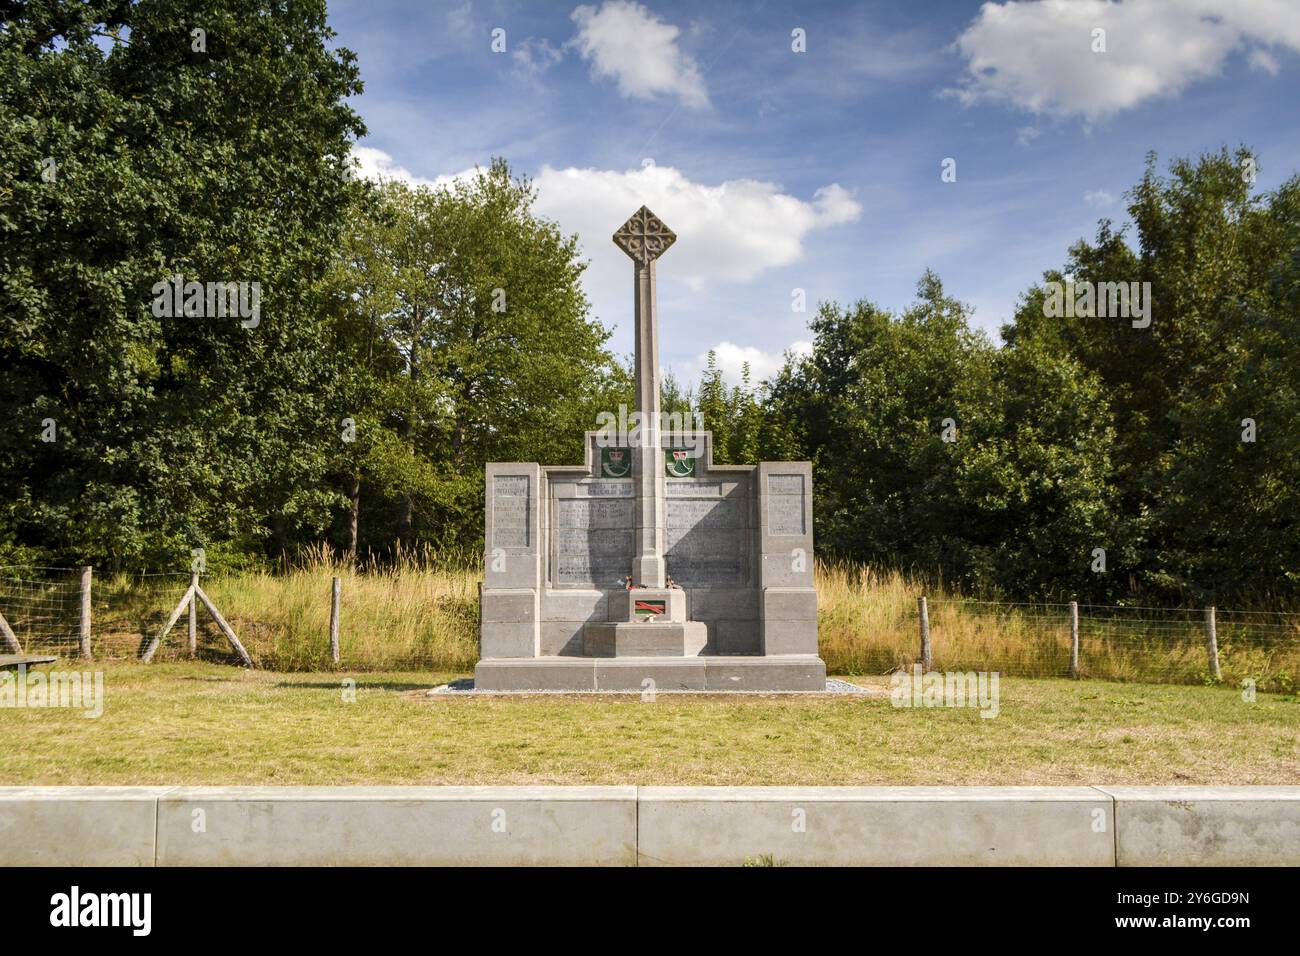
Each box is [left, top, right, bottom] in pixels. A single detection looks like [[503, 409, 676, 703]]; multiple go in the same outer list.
[[325, 0, 1300, 385]]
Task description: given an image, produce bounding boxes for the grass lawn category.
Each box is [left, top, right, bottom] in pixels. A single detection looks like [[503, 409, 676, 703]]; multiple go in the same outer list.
[[1, 661, 1296, 786]]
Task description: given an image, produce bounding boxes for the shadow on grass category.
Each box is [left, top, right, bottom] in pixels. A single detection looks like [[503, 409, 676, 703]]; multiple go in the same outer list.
[[177, 674, 251, 682], [271, 680, 448, 692]]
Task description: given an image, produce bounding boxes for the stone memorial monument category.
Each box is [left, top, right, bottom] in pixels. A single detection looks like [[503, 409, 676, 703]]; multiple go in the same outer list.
[[475, 206, 825, 691]]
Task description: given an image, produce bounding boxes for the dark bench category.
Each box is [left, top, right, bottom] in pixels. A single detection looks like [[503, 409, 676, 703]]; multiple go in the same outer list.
[[0, 654, 57, 670]]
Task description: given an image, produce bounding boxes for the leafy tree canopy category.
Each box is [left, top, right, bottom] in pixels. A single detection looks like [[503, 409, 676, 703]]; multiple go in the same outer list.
[[1, 0, 365, 569]]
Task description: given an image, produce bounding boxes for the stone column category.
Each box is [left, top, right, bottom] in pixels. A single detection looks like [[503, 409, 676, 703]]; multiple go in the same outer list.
[[613, 206, 676, 589], [481, 463, 542, 658], [757, 462, 819, 655], [632, 257, 666, 588]]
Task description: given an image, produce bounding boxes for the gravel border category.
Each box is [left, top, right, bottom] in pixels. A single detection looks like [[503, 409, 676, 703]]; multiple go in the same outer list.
[[424, 677, 875, 696]]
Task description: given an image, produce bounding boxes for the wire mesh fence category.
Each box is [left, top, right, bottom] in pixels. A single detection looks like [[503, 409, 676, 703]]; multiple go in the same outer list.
[[0, 566, 82, 653], [0, 564, 478, 671], [92, 571, 192, 661], [0, 567, 233, 663], [1, 564, 1296, 690], [864, 599, 1300, 692]]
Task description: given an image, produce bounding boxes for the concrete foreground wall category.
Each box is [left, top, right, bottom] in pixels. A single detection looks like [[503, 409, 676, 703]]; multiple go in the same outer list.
[[638, 787, 1114, 866], [0, 786, 1296, 866], [1096, 786, 1300, 867]]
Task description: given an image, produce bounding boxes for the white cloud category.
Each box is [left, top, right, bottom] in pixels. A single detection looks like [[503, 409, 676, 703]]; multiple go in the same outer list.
[[532, 163, 861, 290], [351, 146, 441, 188], [809, 184, 862, 227], [714, 340, 811, 384], [351, 147, 486, 192], [513, 37, 564, 80], [677, 340, 813, 388], [1083, 189, 1115, 208], [1248, 49, 1280, 76], [571, 0, 710, 108], [446, 1, 475, 42], [346, 158, 854, 374], [952, 0, 1300, 120]]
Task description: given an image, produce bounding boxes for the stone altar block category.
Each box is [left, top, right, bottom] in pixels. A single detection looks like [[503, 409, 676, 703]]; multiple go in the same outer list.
[[475, 206, 823, 691]]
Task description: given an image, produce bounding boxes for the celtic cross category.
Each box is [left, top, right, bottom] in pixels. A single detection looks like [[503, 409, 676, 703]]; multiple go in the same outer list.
[[613, 206, 677, 265], [612, 206, 676, 587]]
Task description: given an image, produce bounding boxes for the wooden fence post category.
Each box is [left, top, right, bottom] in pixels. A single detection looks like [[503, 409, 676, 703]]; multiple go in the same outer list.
[[193, 586, 253, 668], [1204, 606, 1222, 681], [78, 566, 92, 659], [1069, 600, 1080, 679], [329, 576, 341, 664], [188, 572, 199, 658], [0, 609, 22, 654], [918, 595, 932, 672], [139, 581, 197, 663]]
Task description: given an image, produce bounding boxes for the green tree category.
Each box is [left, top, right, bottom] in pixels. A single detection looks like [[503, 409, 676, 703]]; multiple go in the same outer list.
[[0, 0, 364, 569], [765, 274, 987, 574], [952, 335, 1119, 597], [1004, 148, 1300, 601], [693, 351, 763, 464], [764, 272, 1119, 596], [329, 164, 620, 553]]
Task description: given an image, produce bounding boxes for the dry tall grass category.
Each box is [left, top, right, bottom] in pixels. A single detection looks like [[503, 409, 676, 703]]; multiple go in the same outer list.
[[81, 552, 478, 671], [12, 557, 1299, 690], [206, 556, 479, 671], [816, 561, 1299, 691]]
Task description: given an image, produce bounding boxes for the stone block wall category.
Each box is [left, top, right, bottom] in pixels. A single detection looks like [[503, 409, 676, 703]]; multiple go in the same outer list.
[[480, 434, 818, 659]]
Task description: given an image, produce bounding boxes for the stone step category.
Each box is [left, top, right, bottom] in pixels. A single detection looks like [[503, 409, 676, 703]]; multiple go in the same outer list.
[[583, 621, 706, 657], [474, 655, 827, 692]]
